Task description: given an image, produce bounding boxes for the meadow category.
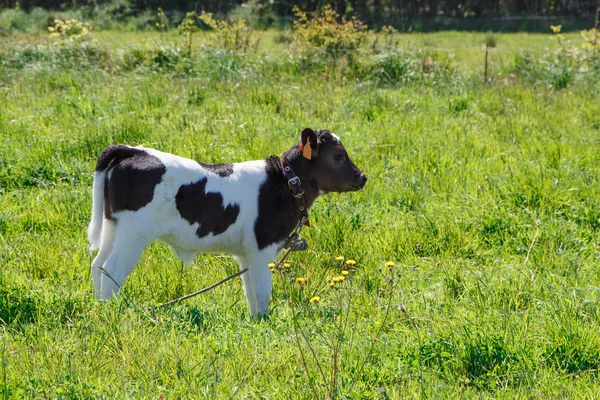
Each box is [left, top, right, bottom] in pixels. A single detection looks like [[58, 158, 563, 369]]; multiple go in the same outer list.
[[1, 20, 600, 398]]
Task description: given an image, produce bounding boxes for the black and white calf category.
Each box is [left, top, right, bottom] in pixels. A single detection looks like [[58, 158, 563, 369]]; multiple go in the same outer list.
[[88, 128, 367, 315]]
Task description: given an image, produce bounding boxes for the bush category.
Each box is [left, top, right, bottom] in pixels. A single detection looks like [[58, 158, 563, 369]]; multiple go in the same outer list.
[[48, 18, 91, 41], [359, 52, 416, 83], [64, 42, 112, 68], [0, 7, 50, 34], [198, 11, 260, 53], [119, 45, 185, 71], [550, 64, 574, 89], [509, 26, 599, 88], [510, 52, 547, 85], [0, 41, 112, 72], [0, 45, 50, 69], [293, 5, 367, 64], [356, 49, 454, 85]]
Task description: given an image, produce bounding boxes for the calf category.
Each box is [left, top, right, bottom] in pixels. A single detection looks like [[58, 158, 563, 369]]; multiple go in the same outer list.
[[88, 128, 367, 315]]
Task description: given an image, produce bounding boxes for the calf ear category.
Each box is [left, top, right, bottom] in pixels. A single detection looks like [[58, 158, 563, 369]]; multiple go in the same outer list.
[[301, 128, 319, 160]]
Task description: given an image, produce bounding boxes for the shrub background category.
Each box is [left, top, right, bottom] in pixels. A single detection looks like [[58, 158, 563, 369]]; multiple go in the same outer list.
[[1, 0, 599, 32]]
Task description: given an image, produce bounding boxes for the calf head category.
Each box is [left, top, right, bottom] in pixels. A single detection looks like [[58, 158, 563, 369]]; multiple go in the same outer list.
[[299, 128, 367, 194]]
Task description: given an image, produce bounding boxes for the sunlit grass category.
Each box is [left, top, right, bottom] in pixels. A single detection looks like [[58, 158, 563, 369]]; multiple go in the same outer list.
[[1, 29, 600, 398]]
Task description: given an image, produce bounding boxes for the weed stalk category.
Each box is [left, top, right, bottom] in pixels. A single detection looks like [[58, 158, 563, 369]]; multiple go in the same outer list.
[[1, 327, 6, 400]]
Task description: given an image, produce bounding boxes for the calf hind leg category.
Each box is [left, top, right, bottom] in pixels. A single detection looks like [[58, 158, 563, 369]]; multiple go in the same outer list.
[[91, 219, 116, 298], [98, 233, 150, 300]]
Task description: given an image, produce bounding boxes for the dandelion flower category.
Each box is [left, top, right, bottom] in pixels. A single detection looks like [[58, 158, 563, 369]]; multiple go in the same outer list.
[[335, 256, 344, 261], [345, 259, 357, 266], [296, 277, 308, 284], [268, 263, 275, 269], [329, 282, 335, 288], [283, 263, 291, 269], [384, 261, 395, 268], [309, 296, 320, 303], [341, 270, 349, 276]]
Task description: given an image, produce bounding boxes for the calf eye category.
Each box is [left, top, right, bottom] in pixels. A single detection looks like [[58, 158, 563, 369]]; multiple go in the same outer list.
[[334, 154, 345, 162]]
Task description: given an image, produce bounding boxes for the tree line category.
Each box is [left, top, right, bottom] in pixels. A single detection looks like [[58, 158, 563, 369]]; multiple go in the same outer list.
[[4, 0, 599, 25]]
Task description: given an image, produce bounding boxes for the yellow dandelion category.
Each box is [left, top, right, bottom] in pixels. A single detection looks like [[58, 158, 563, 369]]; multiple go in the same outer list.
[[329, 281, 335, 288], [283, 263, 291, 269], [268, 263, 275, 269], [335, 256, 344, 261], [550, 25, 562, 34], [384, 261, 396, 268], [345, 259, 356, 266], [296, 277, 308, 284], [341, 270, 349, 276], [309, 296, 320, 303]]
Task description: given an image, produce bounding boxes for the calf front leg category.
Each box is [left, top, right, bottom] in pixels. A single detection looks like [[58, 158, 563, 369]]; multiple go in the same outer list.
[[237, 250, 277, 316]]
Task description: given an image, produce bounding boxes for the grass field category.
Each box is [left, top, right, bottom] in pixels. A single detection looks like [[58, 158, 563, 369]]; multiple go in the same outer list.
[[1, 27, 600, 398]]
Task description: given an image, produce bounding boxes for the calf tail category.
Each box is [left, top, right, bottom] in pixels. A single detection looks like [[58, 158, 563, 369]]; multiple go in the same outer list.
[[87, 169, 106, 251], [88, 145, 140, 251]]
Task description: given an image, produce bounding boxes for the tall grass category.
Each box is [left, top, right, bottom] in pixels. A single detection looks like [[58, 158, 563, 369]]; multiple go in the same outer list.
[[0, 28, 600, 398]]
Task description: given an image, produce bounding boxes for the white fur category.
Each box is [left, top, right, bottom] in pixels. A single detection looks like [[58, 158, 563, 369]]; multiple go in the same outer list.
[[89, 146, 282, 315]]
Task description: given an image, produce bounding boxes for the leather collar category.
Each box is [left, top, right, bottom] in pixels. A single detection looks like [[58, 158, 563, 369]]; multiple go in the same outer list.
[[281, 157, 310, 227]]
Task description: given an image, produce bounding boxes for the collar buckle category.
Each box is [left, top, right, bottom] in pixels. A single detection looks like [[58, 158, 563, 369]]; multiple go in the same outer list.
[[287, 176, 305, 198]]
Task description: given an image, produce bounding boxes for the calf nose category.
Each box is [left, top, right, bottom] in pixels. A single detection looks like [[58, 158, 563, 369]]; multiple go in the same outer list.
[[358, 172, 367, 186]]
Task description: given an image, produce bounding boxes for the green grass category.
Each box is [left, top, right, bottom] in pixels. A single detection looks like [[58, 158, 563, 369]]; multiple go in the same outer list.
[[1, 30, 600, 398]]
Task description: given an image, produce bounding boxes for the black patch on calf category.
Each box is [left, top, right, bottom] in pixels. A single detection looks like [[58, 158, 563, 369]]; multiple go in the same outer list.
[[96, 145, 143, 172], [100, 146, 166, 220], [176, 178, 240, 238], [198, 162, 234, 178], [254, 157, 299, 250]]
